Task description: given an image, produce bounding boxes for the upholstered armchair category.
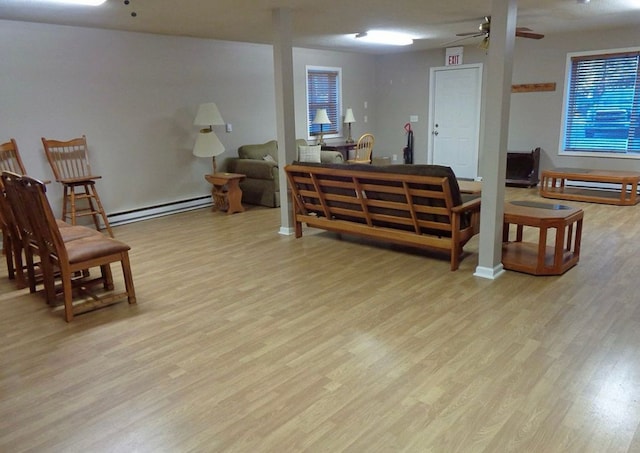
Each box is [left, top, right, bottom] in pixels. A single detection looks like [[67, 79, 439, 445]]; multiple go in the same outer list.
[[225, 139, 343, 208]]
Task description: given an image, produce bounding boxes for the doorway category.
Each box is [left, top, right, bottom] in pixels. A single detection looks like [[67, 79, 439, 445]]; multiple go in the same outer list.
[[428, 64, 483, 180]]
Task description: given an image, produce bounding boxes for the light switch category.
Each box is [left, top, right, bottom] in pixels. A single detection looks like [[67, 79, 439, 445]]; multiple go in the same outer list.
[[226, 123, 232, 133]]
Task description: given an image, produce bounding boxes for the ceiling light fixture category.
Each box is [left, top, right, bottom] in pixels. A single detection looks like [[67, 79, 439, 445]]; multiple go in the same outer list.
[[39, 0, 107, 6], [355, 30, 414, 46]]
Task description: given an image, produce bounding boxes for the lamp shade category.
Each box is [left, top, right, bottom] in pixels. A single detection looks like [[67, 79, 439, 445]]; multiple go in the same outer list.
[[193, 129, 225, 157], [344, 108, 356, 124], [312, 108, 331, 125], [194, 102, 225, 126]]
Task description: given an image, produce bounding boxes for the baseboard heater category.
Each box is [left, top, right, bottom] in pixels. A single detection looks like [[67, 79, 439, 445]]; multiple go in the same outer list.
[[108, 196, 212, 227], [564, 180, 640, 194]]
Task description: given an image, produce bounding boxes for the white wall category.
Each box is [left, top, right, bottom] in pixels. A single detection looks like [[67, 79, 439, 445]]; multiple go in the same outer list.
[[5, 18, 637, 219], [374, 25, 640, 173], [0, 20, 377, 217]]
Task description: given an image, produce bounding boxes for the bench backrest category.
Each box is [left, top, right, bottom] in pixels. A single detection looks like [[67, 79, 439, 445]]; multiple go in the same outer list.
[[285, 163, 467, 236]]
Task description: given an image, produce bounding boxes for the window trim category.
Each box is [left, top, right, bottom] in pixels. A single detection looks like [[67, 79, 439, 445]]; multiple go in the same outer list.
[[305, 65, 343, 142], [559, 46, 640, 159]]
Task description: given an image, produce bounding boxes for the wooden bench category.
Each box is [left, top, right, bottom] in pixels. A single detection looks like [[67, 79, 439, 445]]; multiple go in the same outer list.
[[284, 162, 481, 270], [540, 168, 640, 206]]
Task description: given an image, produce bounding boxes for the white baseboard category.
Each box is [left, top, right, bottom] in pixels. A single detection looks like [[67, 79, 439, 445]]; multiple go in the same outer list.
[[474, 264, 505, 280], [108, 196, 212, 227], [279, 226, 295, 236]]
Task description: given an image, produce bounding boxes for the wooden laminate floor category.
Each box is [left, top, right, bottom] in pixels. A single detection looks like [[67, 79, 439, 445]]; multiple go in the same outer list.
[[1, 187, 640, 452]]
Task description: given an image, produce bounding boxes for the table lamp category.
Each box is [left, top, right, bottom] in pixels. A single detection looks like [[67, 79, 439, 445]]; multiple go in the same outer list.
[[193, 102, 225, 173], [312, 108, 331, 146], [344, 107, 356, 144]]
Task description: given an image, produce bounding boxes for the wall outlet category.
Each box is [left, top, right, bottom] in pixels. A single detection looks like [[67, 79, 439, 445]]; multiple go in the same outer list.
[[226, 123, 232, 133], [364, 101, 368, 109], [410, 115, 419, 123], [392, 154, 398, 161], [364, 115, 368, 123]]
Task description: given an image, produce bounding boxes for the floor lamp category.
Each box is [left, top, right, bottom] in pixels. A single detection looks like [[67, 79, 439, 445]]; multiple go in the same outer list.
[[193, 102, 225, 173]]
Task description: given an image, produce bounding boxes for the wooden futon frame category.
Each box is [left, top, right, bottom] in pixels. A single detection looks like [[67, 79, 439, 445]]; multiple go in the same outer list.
[[284, 163, 481, 270]]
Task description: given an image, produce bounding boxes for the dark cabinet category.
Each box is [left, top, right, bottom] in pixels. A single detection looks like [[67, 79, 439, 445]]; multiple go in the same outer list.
[[506, 147, 540, 187]]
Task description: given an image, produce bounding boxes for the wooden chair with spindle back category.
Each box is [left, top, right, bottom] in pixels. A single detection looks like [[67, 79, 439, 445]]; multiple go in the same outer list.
[[348, 133, 375, 164], [41, 135, 114, 237]]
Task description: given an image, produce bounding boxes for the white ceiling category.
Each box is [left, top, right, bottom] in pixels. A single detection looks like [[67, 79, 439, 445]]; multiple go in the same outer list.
[[1, 0, 639, 54]]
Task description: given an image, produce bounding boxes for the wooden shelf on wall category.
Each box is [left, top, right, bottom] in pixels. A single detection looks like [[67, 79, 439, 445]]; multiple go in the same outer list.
[[511, 83, 556, 93]]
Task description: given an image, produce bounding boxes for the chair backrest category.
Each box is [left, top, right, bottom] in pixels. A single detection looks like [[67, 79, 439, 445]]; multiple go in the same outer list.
[[1, 172, 66, 266], [354, 133, 375, 162], [1, 172, 38, 251], [0, 139, 27, 178], [0, 177, 16, 234], [42, 135, 94, 182]]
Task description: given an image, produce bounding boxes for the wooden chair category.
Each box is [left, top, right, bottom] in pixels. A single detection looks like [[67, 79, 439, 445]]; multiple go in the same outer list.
[[2, 170, 107, 301], [0, 139, 28, 286], [348, 133, 375, 164], [0, 138, 27, 175], [0, 139, 26, 282], [2, 172, 136, 322], [42, 136, 114, 237]]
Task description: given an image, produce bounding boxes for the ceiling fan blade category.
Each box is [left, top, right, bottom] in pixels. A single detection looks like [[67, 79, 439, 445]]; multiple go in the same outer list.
[[515, 30, 544, 39]]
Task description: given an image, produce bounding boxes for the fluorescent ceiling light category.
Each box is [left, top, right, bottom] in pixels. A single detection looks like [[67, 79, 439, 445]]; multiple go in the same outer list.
[[355, 30, 414, 46], [39, 0, 107, 5]]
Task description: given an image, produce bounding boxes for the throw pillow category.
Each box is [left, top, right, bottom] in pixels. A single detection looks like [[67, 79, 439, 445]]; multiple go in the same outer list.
[[263, 154, 276, 163], [298, 145, 321, 163]]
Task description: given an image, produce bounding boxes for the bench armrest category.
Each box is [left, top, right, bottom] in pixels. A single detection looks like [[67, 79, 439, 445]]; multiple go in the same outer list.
[[452, 196, 481, 214]]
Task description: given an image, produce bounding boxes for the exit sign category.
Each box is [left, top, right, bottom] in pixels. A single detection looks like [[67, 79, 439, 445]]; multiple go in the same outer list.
[[445, 46, 463, 66]]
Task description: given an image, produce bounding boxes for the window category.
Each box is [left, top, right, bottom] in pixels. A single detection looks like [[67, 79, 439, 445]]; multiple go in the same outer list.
[[306, 66, 342, 141], [562, 48, 640, 156]]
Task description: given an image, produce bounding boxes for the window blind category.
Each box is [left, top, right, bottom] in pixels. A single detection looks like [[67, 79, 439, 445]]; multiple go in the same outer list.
[[564, 50, 640, 154], [307, 69, 340, 136]]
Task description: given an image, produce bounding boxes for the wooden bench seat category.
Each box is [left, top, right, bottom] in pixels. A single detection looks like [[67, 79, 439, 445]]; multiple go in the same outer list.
[[284, 162, 481, 270], [540, 167, 640, 205]]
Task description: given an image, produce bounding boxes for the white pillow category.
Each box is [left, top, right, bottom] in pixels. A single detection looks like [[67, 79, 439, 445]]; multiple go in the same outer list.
[[263, 154, 276, 163], [298, 145, 321, 163]]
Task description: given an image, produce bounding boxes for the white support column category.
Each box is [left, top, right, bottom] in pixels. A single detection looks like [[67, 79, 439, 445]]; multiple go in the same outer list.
[[272, 8, 297, 235], [474, 0, 517, 279]]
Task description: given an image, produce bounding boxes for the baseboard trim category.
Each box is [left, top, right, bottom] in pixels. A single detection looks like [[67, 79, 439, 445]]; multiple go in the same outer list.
[[474, 264, 505, 280], [279, 226, 295, 236], [108, 196, 212, 227]]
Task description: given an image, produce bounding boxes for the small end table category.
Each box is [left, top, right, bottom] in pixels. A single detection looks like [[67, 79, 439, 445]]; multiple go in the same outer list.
[[502, 200, 583, 275], [204, 173, 245, 215], [321, 143, 356, 161]]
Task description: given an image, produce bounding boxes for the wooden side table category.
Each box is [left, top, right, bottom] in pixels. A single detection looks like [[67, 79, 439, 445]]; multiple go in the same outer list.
[[321, 143, 356, 161], [502, 200, 583, 275], [204, 173, 245, 215]]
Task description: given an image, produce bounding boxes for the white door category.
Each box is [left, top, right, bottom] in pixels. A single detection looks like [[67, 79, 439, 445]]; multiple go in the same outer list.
[[428, 64, 482, 180]]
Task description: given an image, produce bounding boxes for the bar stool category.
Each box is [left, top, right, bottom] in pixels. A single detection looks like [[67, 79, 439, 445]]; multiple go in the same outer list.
[[42, 135, 114, 237]]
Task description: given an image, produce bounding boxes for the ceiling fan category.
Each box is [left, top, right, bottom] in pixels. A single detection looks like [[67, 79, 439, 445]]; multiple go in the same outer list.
[[455, 16, 544, 48]]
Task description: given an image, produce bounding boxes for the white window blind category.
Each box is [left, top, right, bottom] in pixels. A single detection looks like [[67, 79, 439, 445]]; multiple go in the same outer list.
[[306, 66, 341, 138], [563, 50, 640, 154]]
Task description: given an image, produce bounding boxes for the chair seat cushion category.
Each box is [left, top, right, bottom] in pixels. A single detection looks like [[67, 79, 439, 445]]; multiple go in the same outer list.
[[65, 235, 130, 264]]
